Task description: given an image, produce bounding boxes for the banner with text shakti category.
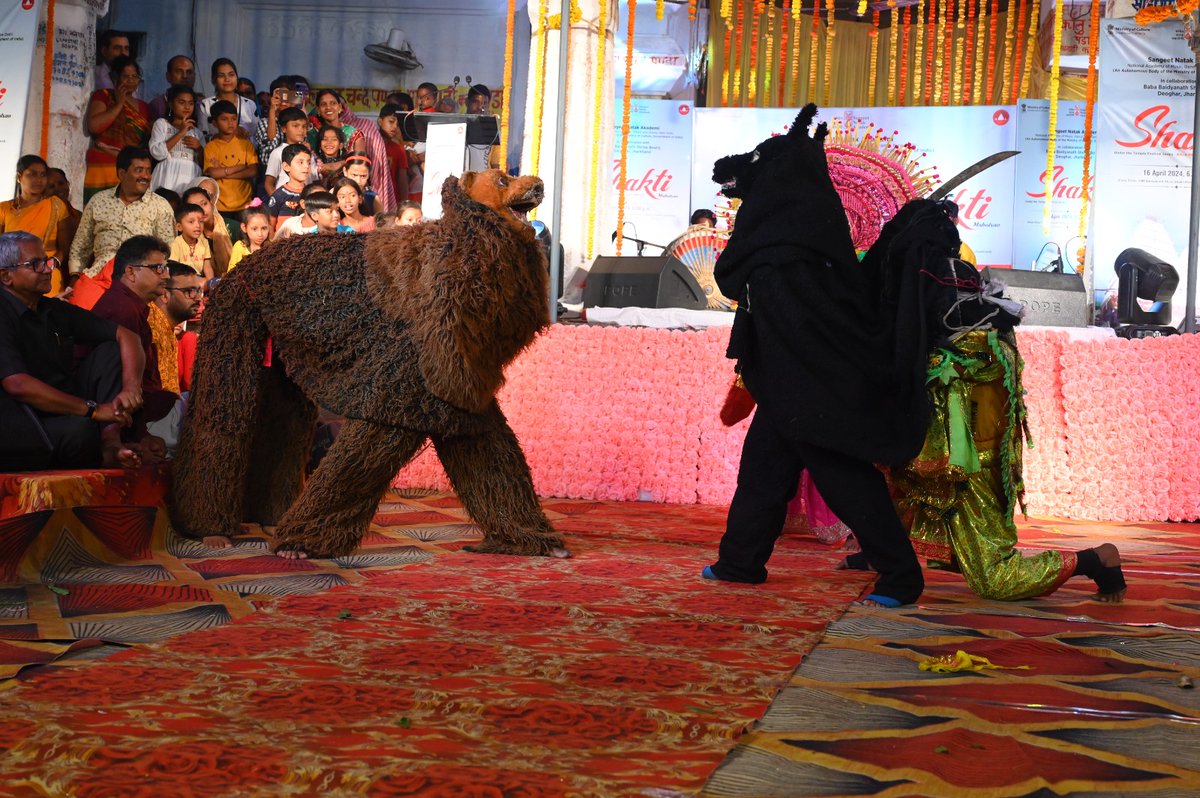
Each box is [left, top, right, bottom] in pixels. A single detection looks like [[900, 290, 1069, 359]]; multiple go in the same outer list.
[[1013, 100, 1093, 273], [691, 105, 1018, 266], [0, 1, 41, 197], [1092, 18, 1194, 305], [612, 100, 693, 254]]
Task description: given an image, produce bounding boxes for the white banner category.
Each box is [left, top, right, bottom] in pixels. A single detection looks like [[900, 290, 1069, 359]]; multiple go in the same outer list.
[[1092, 18, 1194, 306], [421, 121, 467, 220], [691, 105, 1019, 266], [0, 1, 41, 199], [49, 2, 91, 118], [1012, 100, 1093, 273], [611, 99, 693, 254]]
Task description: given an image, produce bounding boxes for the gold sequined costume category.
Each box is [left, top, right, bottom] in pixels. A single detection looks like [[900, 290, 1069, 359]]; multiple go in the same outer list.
[[892, 330, 1075, 600]]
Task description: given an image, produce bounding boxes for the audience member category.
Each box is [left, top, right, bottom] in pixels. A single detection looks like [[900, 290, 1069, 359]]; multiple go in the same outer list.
[[264, 107, 313, 195], [376, 105, 410, 201], [199, 59, 259, 141], [414, 82, 438, 112], [85, 56, 151, 201], [336, 93, 398, 211], [153, 260, 204, 393], [181, 181, 232, 275], [169, 203, 214, 279], [435, 97, 459, 114], [94, 30, 133, 93], [299, 191, 351, 234], [154, 187, 181, 215], [256, 75, 309, 166], [47, 168, 82, 223], [310, 90, 366, 171], [203, 99, 259, 235], [90, 235, 179, 457], [236, 77, 257, 102], [466, 83, 491, 115], [69, 147, 175, 278], [374, 211, 399, 228], [331, 178, 375, 232], [0, 156, 73, 295], [341, 155, 376, 215], [397, 201, 423, 226], [227, 207, 272, 271], [148, 55, 198, 123], [0, 231, 144, 471], [385, 91, 414, 112], [690, 208, 717, 228], [273, 183, 325, 240], [464, 85, 500, 171], [266, 143, 312, 233], [148, 84, 203, 194], [312, 124, 348, 183]]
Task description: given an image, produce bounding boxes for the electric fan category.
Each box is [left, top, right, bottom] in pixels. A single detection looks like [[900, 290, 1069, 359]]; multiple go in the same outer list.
[[667, 227, 733, 310]]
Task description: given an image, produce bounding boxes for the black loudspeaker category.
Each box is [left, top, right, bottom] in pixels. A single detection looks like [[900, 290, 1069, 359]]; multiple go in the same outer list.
[[582, 256, 707, 310], [980, 267, 1088, 327]]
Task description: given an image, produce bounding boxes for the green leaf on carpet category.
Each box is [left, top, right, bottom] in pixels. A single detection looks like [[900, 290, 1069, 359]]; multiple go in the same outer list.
[[47, 585, 70, 596], [396, 717, 412, 728], [337, 609, 352, 620]]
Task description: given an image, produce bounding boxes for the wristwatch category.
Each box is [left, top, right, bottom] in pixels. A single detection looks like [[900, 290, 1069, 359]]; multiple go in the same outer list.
[[84, 400, 97, 419]]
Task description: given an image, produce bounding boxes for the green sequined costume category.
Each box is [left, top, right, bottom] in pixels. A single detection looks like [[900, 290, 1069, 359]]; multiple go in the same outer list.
[[892, 330, 1075, 600]]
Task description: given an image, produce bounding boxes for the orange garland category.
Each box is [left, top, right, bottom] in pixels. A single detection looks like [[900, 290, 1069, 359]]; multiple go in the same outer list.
[[900, 6, 912, 105], [1019, 0, 1038, 98], [764, 3, 776, 104], [733, 0, 746, 102], [809, 0, 821, 101], [1136, 0, 1199, 24], [616, 0, 636, 255], [749, 0, 763, 105], [924, 0, 937, 104], [723, 16, 733, 105], [585, 0, 609, 259], [1010, 0, 1028, 103], [972, 0, 987, 103], [779, 1, 791, 105], [1044, 0, 1064, 232], [656, 0, 665, 20], [791, 2, 804, 104], [962, 0, 975, 105], [528, 0, 550, 177], [913, 0, 926, 104], [1078, 0, 1101, 259], [940, 0, 953, 105], [888, 8, 899, 105], [869, 11, 881, 105], [824, 0, 836, 106], [986, 0, 1000, 101], [688, 0, 698, 20], [498, 0, 517, 162]]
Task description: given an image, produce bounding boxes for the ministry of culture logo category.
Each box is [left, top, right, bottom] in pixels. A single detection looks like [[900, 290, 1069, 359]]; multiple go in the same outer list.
[[0, 83, 7, 109]]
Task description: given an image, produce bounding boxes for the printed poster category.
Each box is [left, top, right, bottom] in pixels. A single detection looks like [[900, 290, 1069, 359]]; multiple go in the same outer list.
[[611, 99, 693, 254], [421, 121, 467, 220], [0, 0, 41, 200]]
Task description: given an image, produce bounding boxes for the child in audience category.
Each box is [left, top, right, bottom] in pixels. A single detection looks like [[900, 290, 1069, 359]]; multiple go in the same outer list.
[[264, 107, 314, 196], [374, 211, 398, 228], [203, 100, 258, 239], [227, 206, 272, 271], [331, 177, 375, 232], [377, 104, 410, 202], [170, 202, 214, 278], [313, 124, 348, 182], [397, 201, 423, 226], [266, 143, 312, 233], [274, 182, 326, 240], [299, 191, 352, 234], [149, 84, 203, 194], [342, 154, 375, 215], [181, 181, 232, 274]]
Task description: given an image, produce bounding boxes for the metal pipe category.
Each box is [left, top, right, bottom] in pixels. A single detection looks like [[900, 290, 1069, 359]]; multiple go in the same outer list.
[[547, 0, 572, 323], [1185, 56, 1200, 333]]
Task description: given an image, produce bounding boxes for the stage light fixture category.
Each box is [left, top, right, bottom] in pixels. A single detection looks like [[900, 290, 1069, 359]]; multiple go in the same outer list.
[[1114, 247, 1179, 338]]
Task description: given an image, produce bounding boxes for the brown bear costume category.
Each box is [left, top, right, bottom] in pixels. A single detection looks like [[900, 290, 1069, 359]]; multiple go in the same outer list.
[[170, 171, 568, 559]]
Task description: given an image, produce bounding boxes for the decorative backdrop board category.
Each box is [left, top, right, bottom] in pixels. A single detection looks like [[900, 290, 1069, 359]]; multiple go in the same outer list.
[[611, 99, 694, 251]]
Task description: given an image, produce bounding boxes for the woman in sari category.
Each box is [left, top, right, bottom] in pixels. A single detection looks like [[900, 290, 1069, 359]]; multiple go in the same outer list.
[[308, 89, 366, 182], [0, 155, 72, 294], [85, 55, 151, 202]]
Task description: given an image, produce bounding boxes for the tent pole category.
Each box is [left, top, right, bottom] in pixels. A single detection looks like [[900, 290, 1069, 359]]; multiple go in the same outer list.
[[1185, 32, 1200, 333], [547, 0, 572, 323]]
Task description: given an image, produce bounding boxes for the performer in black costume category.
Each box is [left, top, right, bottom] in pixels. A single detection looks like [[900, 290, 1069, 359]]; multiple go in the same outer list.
[[703, 105, 945, 607]]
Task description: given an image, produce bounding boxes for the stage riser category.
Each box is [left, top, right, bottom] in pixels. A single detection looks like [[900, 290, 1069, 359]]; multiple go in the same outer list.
[[393, 326, 1200, 522]]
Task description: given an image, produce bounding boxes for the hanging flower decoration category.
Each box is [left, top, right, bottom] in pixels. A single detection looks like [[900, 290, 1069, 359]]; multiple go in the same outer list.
[[934, 0, 947, 104], [809, 0, 821, 101], [547, 0, 582, 27], [722, 0, 734, 28], [763, 3, 777, 104], [824, 0, 836, 106], [900, 6, 912, 104], [791, 2, 804, 104], [780, 1, 792, 105], [869, 11, 881, 105], [723, 17, 734, 105], [1044, 0, 1065, 233], [749, 0, 764, 105], [1019, 0, 1038, 99], [689, 0, 698, 20], [586, 0, 610, 259], [1136, 0, 1198, 25], [734, 0, 746, 101], [888, 9, 900, 105], [657, 0, 665, 19], [987, 0, 1000, 101], [528, 0, 551, 177], [925, 0, 938, 104], [962, 0, 975, 104], [972, 0, 988, 103], [913, 0, 926, 103], [858, 0, 868, 15], [499, 0, 517, 160], [1003, 0, 1019, 103], [616, 0, 637, 255], [1078, 0, 1101, 266]]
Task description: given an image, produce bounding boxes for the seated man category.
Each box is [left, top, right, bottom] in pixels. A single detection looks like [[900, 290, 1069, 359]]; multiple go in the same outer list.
[[89, 235, 180, 456], [151, 260, 204, 400], [0, 231, 145, 471]]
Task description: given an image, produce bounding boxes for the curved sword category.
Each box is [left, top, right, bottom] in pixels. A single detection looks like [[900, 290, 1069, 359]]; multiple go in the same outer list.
[[928, 150, 1021, 201]]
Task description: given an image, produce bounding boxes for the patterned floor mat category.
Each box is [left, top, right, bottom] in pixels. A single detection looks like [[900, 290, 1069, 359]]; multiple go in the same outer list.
[[702, 518, 1200, 797]]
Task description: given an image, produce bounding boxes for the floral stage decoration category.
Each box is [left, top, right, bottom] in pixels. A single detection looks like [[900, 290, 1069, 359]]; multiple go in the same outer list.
[[1078, 0, 1101, 268], [1044, 0, 1066, 233], [392, 325, 1200, 523]]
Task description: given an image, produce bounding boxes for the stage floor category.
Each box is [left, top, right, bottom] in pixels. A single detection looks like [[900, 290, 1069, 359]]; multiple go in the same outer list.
[[1, 497, 1197, 796]]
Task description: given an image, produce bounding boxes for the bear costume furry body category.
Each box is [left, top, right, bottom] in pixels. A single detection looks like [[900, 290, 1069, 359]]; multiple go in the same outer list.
[[170, 171, 567, 558]]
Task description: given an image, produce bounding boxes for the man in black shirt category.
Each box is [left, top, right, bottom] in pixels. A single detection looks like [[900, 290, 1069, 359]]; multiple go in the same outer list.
[[0, 232, 145, 471]]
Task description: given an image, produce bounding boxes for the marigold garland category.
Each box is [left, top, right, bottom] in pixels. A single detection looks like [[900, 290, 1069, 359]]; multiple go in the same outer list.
[[779, 2, 792, 105], [869, 11, 881, 105], [1044, 0, 1065, 233], [616, 0, 636, 255], [1135, 0, 1197, 25], [858, 0, 868, 14], [934, 0, 947, 104], [824, 0, 836, 106], [986, 0, 1000, 101], [734, 0, 746, 101], [763, 4, 776, 105], [913, 0, 926, 103], [924, 0, 937, 104], [688, 0, 698, 21], [1078, 0, 1101, 261], [1019, 0, 1039, 99], [888, 9, 900, 105], [723, 17, 734, 105], [962, 0, 976, 104], [528, 0, 550, 178], [791, 3, 804, 104], [585, 0, 609, 259], [499, 0, 517, 163], [1010, 0, 1029, 102], [656, 0, 665, 20], [972, 0, 988, 103], [809, 0, 821, 101], [749, 0, 764, 105], [900, 6, 912, 105], [721, 0, 734, 28], [1002, 0, 1019, 102]]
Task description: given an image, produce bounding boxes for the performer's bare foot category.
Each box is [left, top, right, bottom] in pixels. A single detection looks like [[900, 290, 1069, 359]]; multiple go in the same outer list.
[[202, 535, 234, 550], [1093, 543, 1126, 603], [274, 548, 309, 560]]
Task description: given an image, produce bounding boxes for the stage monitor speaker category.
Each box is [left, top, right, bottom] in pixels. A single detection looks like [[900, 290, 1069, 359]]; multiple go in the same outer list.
[[583, 256, 708, 310], [980, 267, 1088, 327]]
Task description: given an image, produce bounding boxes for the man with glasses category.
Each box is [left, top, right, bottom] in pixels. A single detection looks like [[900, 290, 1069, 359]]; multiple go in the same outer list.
[[90, 236, 180, 459], [153, 261, 205, 397], [0, 232, 146, 471]]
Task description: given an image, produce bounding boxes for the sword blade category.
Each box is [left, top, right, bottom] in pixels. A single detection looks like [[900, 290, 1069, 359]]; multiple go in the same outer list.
[[928, 150, 1021, 201]]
